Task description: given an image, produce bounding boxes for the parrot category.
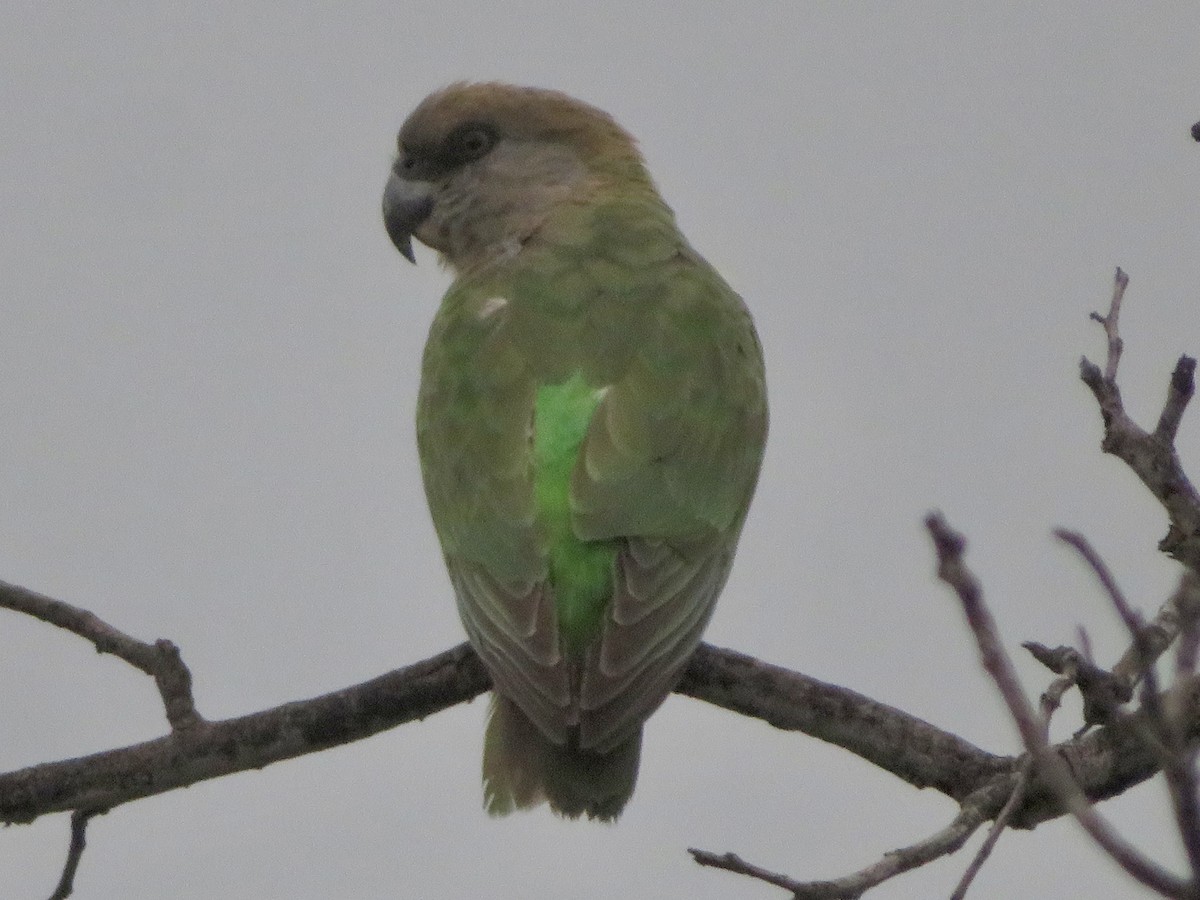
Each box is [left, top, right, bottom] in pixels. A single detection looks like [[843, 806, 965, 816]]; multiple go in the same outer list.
[[382, 82, 767, 821]]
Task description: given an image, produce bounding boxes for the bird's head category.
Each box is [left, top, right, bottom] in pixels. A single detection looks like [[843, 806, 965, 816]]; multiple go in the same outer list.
[[383, 82, 652, 274]]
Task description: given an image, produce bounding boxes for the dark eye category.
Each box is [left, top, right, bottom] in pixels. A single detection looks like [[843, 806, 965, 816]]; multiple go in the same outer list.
[[447, 123, 497, 164]]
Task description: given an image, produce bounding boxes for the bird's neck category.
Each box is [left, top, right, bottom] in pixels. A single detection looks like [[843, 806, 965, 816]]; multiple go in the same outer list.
[[442, 164, 670, 278]]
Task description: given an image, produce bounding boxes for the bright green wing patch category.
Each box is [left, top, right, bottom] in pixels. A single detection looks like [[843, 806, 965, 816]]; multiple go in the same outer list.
[[533, 372, 618, 654]]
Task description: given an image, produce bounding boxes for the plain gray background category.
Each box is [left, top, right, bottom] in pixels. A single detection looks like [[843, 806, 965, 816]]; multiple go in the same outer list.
[[2, 3, 1198, 897]]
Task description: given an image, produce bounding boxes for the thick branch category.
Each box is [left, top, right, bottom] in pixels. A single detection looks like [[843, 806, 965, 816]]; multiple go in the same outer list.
[[677, 644, 1006, 799], [682, 641, 1187, 829], [1, 635, 1183, 830], [0, 643, 490, 825]]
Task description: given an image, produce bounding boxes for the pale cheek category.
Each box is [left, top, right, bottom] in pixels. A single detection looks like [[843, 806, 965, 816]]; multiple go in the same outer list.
[[414, 218, 450, 253]]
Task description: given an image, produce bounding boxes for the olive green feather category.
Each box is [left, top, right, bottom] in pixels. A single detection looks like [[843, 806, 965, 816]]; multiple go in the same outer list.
[[404, 84, 767, 820]]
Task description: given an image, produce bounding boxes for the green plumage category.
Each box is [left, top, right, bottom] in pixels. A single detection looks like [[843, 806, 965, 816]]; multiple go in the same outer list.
[[533, 374, 617, 653], [399, 83, 767, 821], [417, 190, 765, 818]]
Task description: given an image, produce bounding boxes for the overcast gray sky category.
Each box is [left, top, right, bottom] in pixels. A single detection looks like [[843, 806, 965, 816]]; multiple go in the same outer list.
[[2, 3, 1198, 898]]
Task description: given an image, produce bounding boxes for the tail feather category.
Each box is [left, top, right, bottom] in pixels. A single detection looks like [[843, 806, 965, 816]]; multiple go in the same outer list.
[[483, 693, 641, 821], [482, 693, 548, 815]]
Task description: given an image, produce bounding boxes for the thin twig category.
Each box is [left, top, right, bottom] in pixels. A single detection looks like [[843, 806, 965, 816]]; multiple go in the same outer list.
[[926, 513, 1043, 747], [927, 513, 1196, 899], [0, 580, 201, 730], [1089, 266, 1128, 382], [1156, 358, 1197, 445], [1040, 668, 1079, 725], [1079, 271, 1200, 574], [951, 763, 1033, 899], [690, 783, 999, 900], [1164, 742, 1200, 894], [1052, 529, 1200, 881], [956, 645, 1086, 899], [1078, 626, 1096, 665], [687, 849, 807, 895], [1073, 270, 1200, 891], [1141, 581, 1200, 888], [0, 580, 158, 670], [1054, 531, 1136, 628], [47, 808, 104, 900], [1112, 577, 1195, 690], [958, 623, 1120, 897], [1174, 573, 1200, 680], [1168, 581, 1200, 872], [1054, 530, 1162, 711], [1056, 529, 1173, 730], [1023, 641, 1130, 729]]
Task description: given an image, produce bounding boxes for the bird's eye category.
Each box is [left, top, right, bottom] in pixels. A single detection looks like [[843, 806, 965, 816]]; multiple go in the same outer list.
[[447, 123, 497, 164]]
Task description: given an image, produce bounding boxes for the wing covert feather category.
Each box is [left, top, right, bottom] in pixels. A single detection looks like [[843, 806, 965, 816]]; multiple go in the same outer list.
[[568, 256, 767, 752], [420, 237, 766, 755]]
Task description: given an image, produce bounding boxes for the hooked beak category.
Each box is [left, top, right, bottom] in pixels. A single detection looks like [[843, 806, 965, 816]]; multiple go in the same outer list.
[[382, 172, 435, 264]]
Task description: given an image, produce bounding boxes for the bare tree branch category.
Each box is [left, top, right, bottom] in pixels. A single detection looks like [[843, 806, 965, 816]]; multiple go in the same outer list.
[[691, 783, 999, 900], [1174, 574, 1200, 679], [1054, 530, 1137, 632], [1089, 266, 1128, 383], [6, 264, 1199, 897], [1024, 570, 1200, 736], [0, 600, 1185, 833], [687, 849, 808, 896], [676, 645, 1007, 800], [673, 641, 1197, 896], [1173, 574, 1200, 875], [1157, 358, 1197, 445], [1056, 531, 1200, 884], [47, 808, 104, 900], [0, 580, 200, 731], [1023, 640, 1130, 730], [1055, 529, 1163, 714], [928, 513, 1196, 900], [950, 760, 1033, 900], [1114, 574, 1198, 692], [1079, 270, 1200, 573], [0, 641, 489, 825]]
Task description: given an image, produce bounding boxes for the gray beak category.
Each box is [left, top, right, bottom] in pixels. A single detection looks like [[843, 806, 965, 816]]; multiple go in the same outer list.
[[382, 172, 435, 264]]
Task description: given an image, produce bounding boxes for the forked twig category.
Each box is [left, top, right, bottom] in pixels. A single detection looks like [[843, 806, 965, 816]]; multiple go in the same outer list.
[[1079, 270, 1200, 573], [950, 760, 1033, 899], [691, 782, 1002, 900], [928, 513, 1195, 899], [0, 580, 200, 731], [1089, 267, 1128, 382]]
